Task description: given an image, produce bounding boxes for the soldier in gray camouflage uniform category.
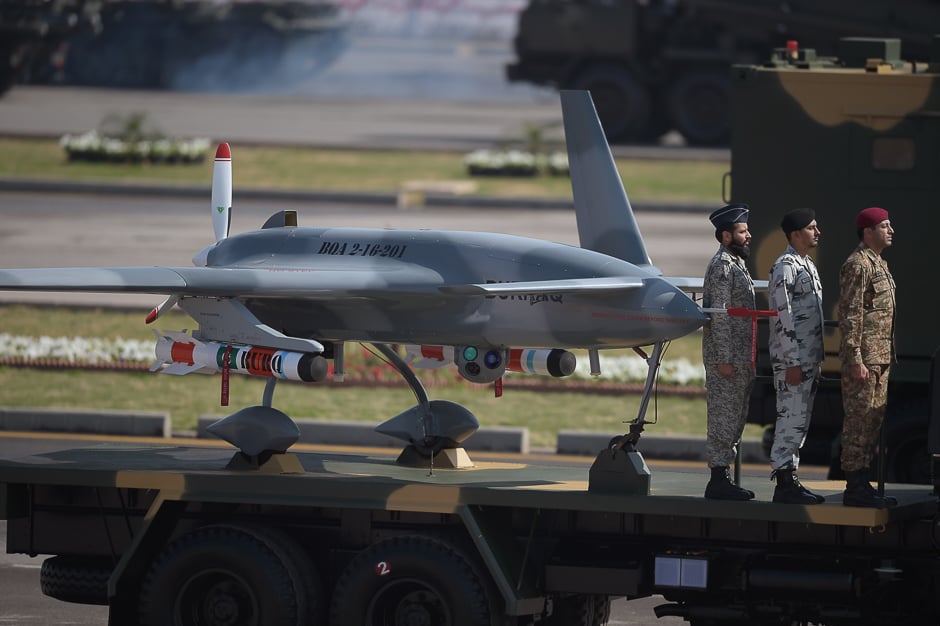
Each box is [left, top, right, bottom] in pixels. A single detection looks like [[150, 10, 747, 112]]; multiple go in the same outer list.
[[839, 207, 897, 508], [702, 204, 756, 500], [768, 208, 825, 504]]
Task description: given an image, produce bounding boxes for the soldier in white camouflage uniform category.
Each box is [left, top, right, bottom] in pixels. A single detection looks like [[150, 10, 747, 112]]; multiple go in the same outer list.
[[768, 208, 825, 504], [702, 204, 756, 501]]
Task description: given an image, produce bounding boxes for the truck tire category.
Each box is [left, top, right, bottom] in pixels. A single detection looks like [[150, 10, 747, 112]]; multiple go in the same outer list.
[[544, 593, 611, 625], [569, 64, 651, 142], [138, 524, 312, 626], [330, 534, 500, 626], [668, 69, 731, 146], [240, 524, 326, 625], [40, 556, 111, 605]]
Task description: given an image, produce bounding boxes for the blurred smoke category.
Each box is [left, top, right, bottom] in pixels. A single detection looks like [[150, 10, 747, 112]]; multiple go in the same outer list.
[[62, 0, 550, 103]]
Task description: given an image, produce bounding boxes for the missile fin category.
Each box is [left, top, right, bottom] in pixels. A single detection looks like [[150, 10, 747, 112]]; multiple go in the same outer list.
[[161, 362, 206, 376]]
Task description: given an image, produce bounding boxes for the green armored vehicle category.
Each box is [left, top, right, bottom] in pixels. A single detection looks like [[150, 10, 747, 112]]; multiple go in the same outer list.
[[734, 36, 940, 483], [7, 0, 345, 91], [507, 0, 940, 144], [0, 0, 102, 95]]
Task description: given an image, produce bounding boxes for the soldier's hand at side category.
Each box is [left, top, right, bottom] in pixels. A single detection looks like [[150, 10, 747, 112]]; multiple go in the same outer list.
[[849, 363, 868, 381], [718, 363, 734, 379], [785, 365, 803, 386]]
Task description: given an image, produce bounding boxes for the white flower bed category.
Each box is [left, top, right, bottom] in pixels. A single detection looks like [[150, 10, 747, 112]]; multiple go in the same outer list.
[[570, 353, 705, 385], [60, 131, 211, 163], [0, 334, 154, 364], [464, 149, 569, 177]]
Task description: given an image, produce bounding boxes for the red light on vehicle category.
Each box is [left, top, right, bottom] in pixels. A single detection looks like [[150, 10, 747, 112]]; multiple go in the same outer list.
[[786, 40, 799, 60]]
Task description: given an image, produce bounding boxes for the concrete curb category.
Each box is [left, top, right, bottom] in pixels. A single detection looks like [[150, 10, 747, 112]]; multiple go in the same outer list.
[[0, 407, 170, 438]]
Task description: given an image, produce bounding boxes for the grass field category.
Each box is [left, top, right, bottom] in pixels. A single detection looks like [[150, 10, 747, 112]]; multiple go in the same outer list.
[[0, 137, 729, 204]]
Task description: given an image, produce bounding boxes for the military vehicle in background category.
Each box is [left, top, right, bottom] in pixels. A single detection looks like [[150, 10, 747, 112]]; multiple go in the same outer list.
[[0, 0, 102, 95], [506, 0, 940, 144], [733, 35, 940, 484], [4, 0, 345, 92]]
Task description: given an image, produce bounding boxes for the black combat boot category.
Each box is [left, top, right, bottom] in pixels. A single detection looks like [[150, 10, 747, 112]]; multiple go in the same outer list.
[[772, 467, 824, 504], [843, 469, 898, 508], [704, 466, 755, 501]]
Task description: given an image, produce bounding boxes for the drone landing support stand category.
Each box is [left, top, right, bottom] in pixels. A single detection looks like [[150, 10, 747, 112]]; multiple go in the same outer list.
[[588, 341, 664, 496], [589, 439, 651, 495], [208, 379, 304, 474], [370, 343, 480, 470], [396, 445, 474, 469], [225, 451, 304, 474]]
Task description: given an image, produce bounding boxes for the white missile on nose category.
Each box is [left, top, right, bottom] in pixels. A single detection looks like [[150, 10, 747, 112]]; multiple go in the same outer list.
[[211, 142, 232, 242], [152, 331, 328, 383]]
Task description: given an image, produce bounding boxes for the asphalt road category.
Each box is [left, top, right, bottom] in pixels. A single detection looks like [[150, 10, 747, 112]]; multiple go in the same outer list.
[[0, 84, 728, 161]]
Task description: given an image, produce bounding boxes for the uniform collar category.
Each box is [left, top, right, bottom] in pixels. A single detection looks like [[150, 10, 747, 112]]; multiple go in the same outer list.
[[720, 245, 747, 266], [857, 242, 881, 261], [786, 243, 808, 259]]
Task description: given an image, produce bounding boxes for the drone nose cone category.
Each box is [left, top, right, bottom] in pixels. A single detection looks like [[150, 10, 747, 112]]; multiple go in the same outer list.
[[647, 278, 707, 339]]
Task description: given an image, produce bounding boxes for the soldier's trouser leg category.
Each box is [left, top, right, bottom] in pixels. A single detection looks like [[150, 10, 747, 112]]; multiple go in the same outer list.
[[770, 366, 819, 470], [841, 364, 890, 473], [705, 365, 754, 468]]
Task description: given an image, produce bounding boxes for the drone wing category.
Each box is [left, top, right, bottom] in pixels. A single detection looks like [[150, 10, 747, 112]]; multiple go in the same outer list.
[[664, 276, 769, 294], [0, 267, 650, 300]]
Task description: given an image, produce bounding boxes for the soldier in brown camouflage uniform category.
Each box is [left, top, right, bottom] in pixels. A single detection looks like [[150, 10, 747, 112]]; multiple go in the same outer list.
[[839, 206, 897, 508], [702, 204, 756, 500]]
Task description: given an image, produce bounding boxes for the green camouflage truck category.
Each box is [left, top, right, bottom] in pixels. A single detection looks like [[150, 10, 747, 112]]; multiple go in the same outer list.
[[733, 36, 940, 484], [506, 0, 940, 145], [2, 438, 940, 625]]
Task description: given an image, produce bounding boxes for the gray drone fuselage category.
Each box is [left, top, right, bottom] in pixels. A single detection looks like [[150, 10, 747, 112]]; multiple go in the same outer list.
[[203, 225, 704, 351]]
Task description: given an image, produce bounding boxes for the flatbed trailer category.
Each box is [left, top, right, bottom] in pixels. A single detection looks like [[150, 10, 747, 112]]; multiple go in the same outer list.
[[2, 442, 939, 625]]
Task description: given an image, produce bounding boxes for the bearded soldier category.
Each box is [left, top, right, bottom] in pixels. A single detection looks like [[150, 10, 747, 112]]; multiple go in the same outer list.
[[702, 204, 756, 501], [839, 207, 897, 508], [768, 208, 825, 504]]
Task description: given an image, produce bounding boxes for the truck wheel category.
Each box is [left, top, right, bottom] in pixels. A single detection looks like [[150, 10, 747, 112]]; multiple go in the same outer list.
[[668, 69, 731, 146], [40, 556, 112, 605], [544, 593, 611, 625], [242, 524, 327, 625], [569, 64, 651, 142], [330, 535, 499, 626], [138, 524, 311, 626]]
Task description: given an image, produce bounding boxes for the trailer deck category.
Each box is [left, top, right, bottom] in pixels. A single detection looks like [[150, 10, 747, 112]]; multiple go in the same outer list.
[[1, 443, 934, 529]]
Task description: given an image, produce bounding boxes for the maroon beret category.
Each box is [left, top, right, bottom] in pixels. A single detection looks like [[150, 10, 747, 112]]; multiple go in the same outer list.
[[855, 207, 889, 229]]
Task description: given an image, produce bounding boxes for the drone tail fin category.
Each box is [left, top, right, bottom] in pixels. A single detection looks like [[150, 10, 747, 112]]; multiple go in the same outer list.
[[561, 90, 658, 273]]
